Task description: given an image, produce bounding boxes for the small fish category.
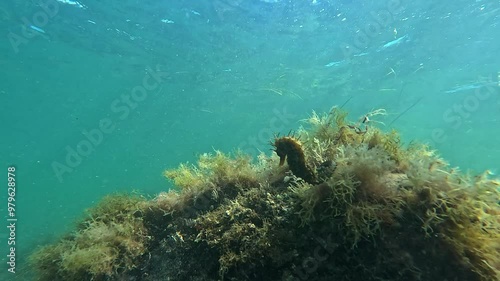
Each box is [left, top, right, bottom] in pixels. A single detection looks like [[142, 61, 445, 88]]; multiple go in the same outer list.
[[324, 60, 345, 67], [56, 0, 85, 9], [29, 25, 45, 34], [377, 34, 409, 51], [445, 82, 497, 94], [353, 52, 369, 57]]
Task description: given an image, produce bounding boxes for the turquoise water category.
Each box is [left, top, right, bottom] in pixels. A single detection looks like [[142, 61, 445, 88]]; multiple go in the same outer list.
[[0, 0, 499, 279]]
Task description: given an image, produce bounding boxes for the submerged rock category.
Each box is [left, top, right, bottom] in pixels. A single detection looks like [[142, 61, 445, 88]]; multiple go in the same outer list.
[[29, 108, 500, 281]]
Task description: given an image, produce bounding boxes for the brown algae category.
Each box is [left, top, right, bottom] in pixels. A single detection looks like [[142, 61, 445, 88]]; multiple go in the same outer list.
[[29, 107, 500, 281]]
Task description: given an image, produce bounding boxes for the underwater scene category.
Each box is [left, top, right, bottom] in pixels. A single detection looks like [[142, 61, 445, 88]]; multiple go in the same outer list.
[[1, 0, 500, 280]]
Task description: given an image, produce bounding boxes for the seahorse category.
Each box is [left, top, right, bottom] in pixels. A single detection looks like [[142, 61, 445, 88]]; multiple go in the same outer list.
[[272, 136, 316, 184]]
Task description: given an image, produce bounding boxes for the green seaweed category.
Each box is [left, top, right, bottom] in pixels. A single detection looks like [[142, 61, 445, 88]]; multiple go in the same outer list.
[[29, 108, 500, 281], [29, 194, 149, 281]]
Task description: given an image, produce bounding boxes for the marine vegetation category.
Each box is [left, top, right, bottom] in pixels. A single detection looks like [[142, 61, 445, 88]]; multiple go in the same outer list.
[[28, 194, 149, 281], [29, 107, 500, 281]]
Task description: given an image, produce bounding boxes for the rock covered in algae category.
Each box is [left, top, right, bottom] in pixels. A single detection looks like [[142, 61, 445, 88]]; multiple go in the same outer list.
[[29, 108, 500, 281]]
